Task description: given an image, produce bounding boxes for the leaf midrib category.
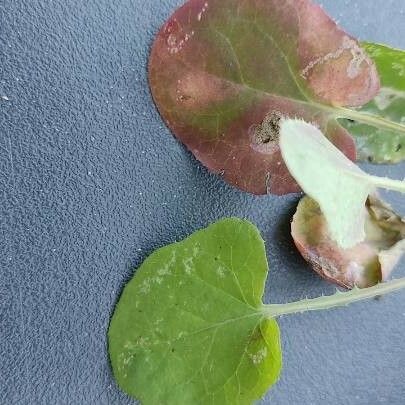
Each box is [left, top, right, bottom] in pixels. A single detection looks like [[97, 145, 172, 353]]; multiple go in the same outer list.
[[177, 22, 405, 135], [132, 311, 262, 349]]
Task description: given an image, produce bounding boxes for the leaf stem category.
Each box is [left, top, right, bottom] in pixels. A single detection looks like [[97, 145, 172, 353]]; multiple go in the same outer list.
[[263, 278, 405, 318], [347, 171, 405, 193], [334, 107, 405, 135], [368, 175, 405, 193]]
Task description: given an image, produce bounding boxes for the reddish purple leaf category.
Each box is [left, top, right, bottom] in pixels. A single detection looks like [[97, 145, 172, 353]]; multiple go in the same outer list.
[[149, 0, 379, 194], [292, 195, 405, 289]]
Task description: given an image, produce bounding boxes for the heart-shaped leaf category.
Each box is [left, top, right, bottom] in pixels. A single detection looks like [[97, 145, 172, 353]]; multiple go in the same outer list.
[[292, 195, 405, 288], [341, 42, 405, 163], [109, 218, 282, 404], [109, 219, 405, 402], [280, 119, 405, 249], [149, 0, 379, 195]]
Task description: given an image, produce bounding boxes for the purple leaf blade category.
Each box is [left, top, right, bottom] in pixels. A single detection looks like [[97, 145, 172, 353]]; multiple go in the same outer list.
[[149, 0, 379, 194]]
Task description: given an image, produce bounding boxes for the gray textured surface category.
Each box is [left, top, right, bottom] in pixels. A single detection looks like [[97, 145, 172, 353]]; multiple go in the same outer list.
[[1, 0, 405, 404]]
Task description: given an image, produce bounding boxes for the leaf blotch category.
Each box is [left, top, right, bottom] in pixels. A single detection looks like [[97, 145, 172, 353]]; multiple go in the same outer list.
[[250, 111, 283, 153]]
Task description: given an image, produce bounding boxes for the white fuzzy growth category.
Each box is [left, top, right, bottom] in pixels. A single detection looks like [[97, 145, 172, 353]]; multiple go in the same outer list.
[[250, 347, 268, 365], [183, 257, 194, 274]]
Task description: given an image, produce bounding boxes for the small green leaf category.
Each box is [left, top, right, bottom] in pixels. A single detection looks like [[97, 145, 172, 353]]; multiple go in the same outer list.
[[341, 42, 405, 163], [280, 119, 405, 249], [108, 218, 282, 405]]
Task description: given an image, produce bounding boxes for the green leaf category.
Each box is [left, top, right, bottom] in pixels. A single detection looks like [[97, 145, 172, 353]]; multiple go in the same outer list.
[[149, 0, 380, 195], [109, 219, 405, 402], [341, 42, 405, 163], [280, 119, 405, 249], [108, 218, 282, 405]]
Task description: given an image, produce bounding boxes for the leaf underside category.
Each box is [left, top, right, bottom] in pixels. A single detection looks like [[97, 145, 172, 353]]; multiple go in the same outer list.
[[280, 119, 374, 249], [292, 195, 405, 288], [342, 42, 405, 163], [280, 119, 405, 250], [149, 0, 379, 195], [108, 218, 282, 405]]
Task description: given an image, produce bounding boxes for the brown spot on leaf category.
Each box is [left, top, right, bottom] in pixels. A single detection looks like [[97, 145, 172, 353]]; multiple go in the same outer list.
[[174, 71, 238, 110], [250, 111, 283, 154]]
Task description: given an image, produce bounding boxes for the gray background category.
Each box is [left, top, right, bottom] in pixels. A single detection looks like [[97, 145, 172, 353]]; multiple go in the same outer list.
[[1, 0, 405, 404]]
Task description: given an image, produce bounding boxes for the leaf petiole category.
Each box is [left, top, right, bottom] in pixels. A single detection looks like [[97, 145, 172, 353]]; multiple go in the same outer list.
[[367, 175, 405, 193], [263, 278, 405, 318], [344, 170, 405, 193]]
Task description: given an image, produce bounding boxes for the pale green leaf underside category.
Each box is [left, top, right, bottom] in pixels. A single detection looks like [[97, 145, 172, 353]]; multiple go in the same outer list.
[[280, 119, 405, 249], [342, 42, 405, 163], [108, 218, 281, 405]]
